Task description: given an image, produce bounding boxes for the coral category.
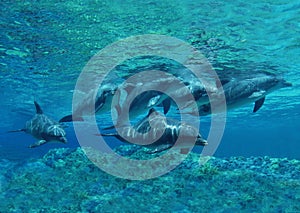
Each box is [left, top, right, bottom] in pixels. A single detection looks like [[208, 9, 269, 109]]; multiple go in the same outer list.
[[0, 146, 299, 212]]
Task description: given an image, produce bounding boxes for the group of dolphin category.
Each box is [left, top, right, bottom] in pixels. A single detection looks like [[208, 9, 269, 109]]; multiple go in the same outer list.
[[10, 70, 291, 153]]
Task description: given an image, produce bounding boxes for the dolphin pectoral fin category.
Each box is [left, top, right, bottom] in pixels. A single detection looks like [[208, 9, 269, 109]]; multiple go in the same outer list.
[[59, 115, 84, 123], [253, 97, 265, 112], [34, 101, 43, 114], [146, 144, 173, 154], [162, 99, 171, 114], [29, 140, 47, 148]]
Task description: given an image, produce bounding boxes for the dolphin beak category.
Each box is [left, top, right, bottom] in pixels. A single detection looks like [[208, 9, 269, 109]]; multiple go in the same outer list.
[[60, 137, 67, 143], [196, 136, 208, 146], [279, 78, 292, 87], [283, 81, 292, 87]]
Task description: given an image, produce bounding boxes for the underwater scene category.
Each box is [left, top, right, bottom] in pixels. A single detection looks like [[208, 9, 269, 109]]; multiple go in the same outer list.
[[0, 0, 300, 212]]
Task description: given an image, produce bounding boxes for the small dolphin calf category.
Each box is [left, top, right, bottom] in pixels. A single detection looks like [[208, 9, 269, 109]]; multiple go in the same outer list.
[[8, 101, 67, 148], [98, 108, 207, 154]]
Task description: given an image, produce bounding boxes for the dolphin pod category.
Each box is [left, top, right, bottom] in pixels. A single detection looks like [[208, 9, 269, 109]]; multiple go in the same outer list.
[[59, 70, 213, 123], [57, 70, 291, 153], [13, 70, 289, 151], [60, 71, 291, 123]]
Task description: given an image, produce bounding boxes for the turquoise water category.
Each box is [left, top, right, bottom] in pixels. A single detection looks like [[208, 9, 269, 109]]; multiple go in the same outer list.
[[0, 0, 299, 212]]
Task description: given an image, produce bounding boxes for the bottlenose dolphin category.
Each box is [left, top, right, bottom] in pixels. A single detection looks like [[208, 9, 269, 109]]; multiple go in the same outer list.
[[59, 83, 118, 122], [59, 68, 218, 124], [8, 101, 67, 148], [98, 108, 207, 153], [184, 72, 292, 115], [59, 74, 176, 124], [110, 70, 221, 128]]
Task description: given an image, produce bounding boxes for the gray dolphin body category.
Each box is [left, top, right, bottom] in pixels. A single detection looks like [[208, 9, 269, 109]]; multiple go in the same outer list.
[[99, 108, 207, 153], [59, 75, 176, 124], [185, 72, 292, 115], [59, 83, 118, 122], [59, 69, 216, 124], [59, 84, 169, 123], [9, 101, 67, 148]]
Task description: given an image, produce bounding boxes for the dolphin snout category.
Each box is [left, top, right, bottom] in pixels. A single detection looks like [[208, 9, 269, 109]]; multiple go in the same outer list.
[[277, 77, 292, 87], [196, 136, 208, 146], [59, 137, 68, 143], [282, 80, 292, 87]]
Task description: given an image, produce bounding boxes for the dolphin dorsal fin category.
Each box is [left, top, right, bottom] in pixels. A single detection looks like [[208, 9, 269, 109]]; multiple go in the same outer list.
[[147, 108, 158, 117], [34, 101, 43, 114], [162, 99, 171, 114]]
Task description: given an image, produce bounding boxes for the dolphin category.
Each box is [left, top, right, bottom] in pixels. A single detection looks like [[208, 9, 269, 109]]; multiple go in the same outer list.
[[59, 74, 177, 124], [97, 108, 208, 154], [59, 83, 118, 122], [142, 68, 221, 115], [109, 70, 220, 128], [59, 68, 218, 124], [8, 101, 67, 148], [183, 72, 292, 115]]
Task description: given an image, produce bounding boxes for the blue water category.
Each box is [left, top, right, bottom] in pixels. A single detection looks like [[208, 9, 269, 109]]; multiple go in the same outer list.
[[1, 0, 299, 160], [0, 0, 300, 211]]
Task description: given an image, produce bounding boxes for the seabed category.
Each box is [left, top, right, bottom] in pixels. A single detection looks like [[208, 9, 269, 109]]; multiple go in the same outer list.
[[0, 146, 299, 212]]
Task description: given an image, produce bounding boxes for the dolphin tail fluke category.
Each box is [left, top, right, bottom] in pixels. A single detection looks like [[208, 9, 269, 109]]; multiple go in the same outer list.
[[59, 115, 84, 123], [7, 129, 26, 133], [253, 97, 265, 113], [34, 101, 43, 114]]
